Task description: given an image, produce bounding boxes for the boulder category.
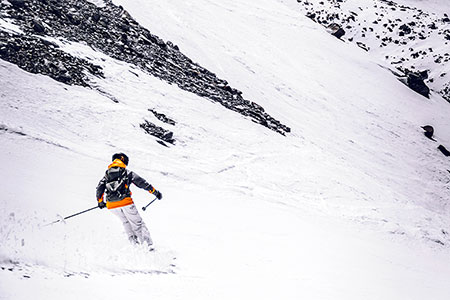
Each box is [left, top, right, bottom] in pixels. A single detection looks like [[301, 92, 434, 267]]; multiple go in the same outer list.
[[399, 24, 412, 35], [32, 20, 45, 33], [327, 23, 346, 39], [407, 72, 430, 98], [438, 145, 450, 157], [421, 125, 434, 140]]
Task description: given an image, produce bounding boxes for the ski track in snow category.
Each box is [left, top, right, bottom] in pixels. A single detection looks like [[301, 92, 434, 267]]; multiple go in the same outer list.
[[1, 0, 450, 299]]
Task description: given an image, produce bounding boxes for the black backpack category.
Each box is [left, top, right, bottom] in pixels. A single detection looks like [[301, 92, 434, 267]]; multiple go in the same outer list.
[[105, 167, 130, 201]]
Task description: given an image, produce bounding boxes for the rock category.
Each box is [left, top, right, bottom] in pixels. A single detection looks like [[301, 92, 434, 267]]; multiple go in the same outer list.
[[67, 14, 81, 26], [57, 73, 73, 84], [0, 31, 104, 87], [306, 12, 316, 20], [50, 6, 63, 18], [140, 120, 176, 145], [327, 23, 345, 38], [148, 109, 176, 125], [294, 0, 449, 105], [418, 70, 428, 79], [332, 28, 345, 39], [32, 20, 45, 33], [356, 41, 369, 51], [421, 125, 434, 140], [119, 23, 130, 32], [92, 12, 101, 23], [1, 0, 290, 135], [399, 24, 412, 35], [438, 145, 450, 157], [407, 72, 430, 98], [7, 0, 26, 8], [41, 39, 59, 48]]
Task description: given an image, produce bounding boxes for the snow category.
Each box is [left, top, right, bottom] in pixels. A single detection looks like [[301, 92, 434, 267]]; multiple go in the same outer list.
[[394, 0, 450, 13], [0, 17, 23, 34], [289, 0, 450, 100], [1, 0, 450, 299], [85, 0, 106, 8]]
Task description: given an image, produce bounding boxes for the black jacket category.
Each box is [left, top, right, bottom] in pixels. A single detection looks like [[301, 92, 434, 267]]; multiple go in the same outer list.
[[96, 159, 154, 201]]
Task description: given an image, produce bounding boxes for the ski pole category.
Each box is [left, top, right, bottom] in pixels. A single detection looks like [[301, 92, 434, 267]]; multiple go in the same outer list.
[[142, 197, 158, 211], [44, 206, 99, 226]]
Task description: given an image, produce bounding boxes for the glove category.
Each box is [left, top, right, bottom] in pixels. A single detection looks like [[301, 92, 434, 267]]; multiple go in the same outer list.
[[153, 190, 163, 200], [98, 200, 106, 209]]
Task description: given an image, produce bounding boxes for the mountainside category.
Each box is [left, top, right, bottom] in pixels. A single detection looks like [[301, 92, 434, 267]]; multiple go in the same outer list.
[[0, 0, 289, 135], [293, 0, 450, 101], [1, 0, 450, 299]]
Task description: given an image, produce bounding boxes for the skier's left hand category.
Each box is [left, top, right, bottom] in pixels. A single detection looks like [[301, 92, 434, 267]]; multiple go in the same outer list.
[[153, 190, 163, 200]]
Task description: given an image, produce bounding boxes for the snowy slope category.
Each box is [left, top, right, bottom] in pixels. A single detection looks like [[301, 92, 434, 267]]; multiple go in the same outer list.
[[292, 0, 450, 100], [113, 0, 450, 234], [394, 0, 450, 13], [1, 0, 450, 299]]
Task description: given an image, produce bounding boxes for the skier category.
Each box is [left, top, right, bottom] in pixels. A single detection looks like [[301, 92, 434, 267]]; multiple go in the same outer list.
[[96, 153, 162, 248]]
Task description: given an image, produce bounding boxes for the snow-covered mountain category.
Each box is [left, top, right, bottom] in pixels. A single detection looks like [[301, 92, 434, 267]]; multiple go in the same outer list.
[[293, 0, 450, 101], [1, 0, 450, 299]]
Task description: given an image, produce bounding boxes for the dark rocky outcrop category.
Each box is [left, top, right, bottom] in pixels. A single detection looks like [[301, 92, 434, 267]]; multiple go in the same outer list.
[[356, 41, 369, 51], [0, 30, 104, 87], [7, 0, 25, 8], [407, 71, 430, 98], [398, 24, 411, 35], [327, 23, 345, 39], [0, 0, 290, 135], [294, 0, 450, 102], [140, 120, 175, 146], [148, 109, 176, 126]]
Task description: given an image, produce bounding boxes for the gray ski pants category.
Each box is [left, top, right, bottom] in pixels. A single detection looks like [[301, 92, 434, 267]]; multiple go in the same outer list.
[[110, 204, 153, 246]]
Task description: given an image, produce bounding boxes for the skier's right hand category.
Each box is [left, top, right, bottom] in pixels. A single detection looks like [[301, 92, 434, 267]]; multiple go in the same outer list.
[[98, 200, 107, 209]]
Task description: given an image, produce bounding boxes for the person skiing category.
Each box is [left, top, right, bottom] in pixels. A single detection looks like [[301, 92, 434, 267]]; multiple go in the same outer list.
[[96, 153, 162, 248]]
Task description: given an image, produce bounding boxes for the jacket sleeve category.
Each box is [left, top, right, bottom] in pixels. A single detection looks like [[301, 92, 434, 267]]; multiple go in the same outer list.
[[96, 175, 107, 200], [130, 171, 155, 192]]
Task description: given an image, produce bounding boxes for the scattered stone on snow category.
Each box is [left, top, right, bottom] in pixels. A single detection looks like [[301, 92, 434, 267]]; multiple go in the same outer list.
[[294, 0, 450, 101], [0, 0, 290, 135], [140, 120, 175, 146], [148, 109, 176, 126]]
